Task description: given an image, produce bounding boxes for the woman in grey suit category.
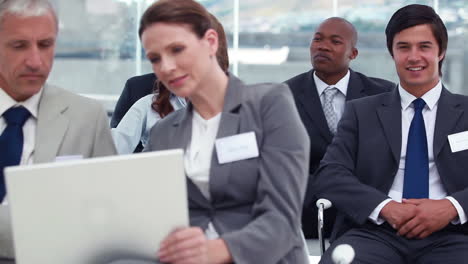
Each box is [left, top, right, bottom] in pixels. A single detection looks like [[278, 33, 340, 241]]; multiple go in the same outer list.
[[139, 0, 310, 263]]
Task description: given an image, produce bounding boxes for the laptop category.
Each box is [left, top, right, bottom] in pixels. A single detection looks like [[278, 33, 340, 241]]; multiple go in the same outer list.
[[5, 149, 188, 264]]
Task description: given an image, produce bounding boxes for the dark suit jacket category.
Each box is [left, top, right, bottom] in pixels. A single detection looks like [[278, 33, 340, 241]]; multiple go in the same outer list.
[[285, 69, 394, 238], [111, 73, 156, 128], [312, 87, 468, 241], [146, 75, 311, 263], [111, 73, 155, 152]]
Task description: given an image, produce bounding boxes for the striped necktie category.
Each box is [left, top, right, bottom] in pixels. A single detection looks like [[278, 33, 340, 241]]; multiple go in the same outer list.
[[323, 86, 339, 134]]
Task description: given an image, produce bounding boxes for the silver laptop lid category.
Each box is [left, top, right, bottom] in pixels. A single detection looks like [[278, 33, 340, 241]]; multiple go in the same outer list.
[[5, 149, 188, 264]]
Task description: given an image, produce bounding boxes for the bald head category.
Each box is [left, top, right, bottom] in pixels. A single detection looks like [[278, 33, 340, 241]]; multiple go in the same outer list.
[[319, 17, 358, 47]]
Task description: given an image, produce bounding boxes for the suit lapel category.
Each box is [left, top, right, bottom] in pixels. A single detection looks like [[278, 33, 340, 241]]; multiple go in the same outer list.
[[170, 105, 193, 150], [297, 70, 333, 142], [210, 75, 242, 203], [434, 87, 464, 157], [377, 89, 402, 162], [173, 75, 244, 206], [346, 69, 367, 101], [34, 85, 70, 163]]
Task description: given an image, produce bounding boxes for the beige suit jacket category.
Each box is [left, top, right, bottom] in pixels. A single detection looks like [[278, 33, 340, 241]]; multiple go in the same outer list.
[[0, 84, 117, 260]]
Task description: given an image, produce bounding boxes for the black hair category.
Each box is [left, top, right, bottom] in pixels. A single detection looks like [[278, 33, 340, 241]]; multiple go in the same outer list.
[[385, 4, 447, 75]]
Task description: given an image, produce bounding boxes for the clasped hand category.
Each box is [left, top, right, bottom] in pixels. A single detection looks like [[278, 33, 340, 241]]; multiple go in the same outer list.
[[380, 199, 458, 239]]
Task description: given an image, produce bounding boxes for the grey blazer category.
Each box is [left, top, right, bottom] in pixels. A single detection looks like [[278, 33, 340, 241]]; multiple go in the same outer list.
[[146, 75, 310, 263], [0, 84, 117, 260], [312, 87, 468, 241]]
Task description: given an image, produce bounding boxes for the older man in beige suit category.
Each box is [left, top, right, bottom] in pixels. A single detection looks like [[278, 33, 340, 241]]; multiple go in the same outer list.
[[0, 0, 116, 262]]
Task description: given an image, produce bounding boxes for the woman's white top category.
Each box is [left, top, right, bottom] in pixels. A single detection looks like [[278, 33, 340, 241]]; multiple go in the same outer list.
[[185, 110, 222, 239]]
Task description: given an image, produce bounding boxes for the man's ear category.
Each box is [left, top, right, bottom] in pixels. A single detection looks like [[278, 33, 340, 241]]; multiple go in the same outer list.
[[438, 50, 446, 62], [349, 47, 358, 60]]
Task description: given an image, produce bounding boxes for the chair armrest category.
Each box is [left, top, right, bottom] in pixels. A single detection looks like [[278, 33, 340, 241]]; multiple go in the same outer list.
[[316, 198, 332, 255]]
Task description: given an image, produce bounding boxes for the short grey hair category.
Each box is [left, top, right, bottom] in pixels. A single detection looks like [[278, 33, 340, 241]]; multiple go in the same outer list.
[[0, 0, 58, 30]]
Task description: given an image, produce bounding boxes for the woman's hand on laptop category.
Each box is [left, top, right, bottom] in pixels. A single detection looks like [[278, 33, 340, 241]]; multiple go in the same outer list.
[[158, 227, 232, 264]]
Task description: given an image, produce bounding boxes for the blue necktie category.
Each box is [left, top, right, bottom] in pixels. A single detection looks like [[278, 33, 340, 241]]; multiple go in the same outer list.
[[403, 98, 429, 199], [0, 106, 31, 201]]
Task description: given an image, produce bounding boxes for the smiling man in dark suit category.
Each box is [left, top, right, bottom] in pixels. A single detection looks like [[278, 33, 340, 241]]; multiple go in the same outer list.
[[285, 17, 394, 238], [314, 5, 468, 263]]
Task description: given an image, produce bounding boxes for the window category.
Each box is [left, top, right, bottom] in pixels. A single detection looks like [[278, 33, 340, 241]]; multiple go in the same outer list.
[[46, 0, 468, 112]]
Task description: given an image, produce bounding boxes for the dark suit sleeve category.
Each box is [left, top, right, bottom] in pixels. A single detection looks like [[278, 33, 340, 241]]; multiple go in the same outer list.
[[222, 86, 310, 263], [312, 102, 389, 225], [111, 79, 133, 128], [377, 79, 396, 93]]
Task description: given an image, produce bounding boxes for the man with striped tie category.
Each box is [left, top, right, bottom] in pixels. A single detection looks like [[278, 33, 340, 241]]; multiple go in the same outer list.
[[285, 17, 394, 239]]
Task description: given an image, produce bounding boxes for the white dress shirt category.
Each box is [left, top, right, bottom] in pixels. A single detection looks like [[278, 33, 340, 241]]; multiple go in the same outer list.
[[185, 110, 222, 239], [111, 94, 186, 154], [314, 70, 350, 121], [369, 81, 467, 224]]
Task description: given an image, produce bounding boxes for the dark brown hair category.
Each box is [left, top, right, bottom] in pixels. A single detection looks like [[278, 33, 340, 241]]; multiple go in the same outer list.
[[139, 0, 210, 39], [211, 13, 229, 72], [139, 0, 229, 117]]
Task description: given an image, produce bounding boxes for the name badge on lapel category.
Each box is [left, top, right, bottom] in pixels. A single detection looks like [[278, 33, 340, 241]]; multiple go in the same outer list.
[[448, 131, 468, 153], [215, 131, 259, 164]]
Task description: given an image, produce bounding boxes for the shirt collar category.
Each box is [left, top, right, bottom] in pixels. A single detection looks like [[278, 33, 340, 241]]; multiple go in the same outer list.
[[313, 70, 350, 97], [399, 81, 442, 111], [0, 87, 43, 119]]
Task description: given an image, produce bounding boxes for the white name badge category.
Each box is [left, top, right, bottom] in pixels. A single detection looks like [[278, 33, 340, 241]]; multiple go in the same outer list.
[[215, 131, 259, 164], [448, 131, 468, 153]]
